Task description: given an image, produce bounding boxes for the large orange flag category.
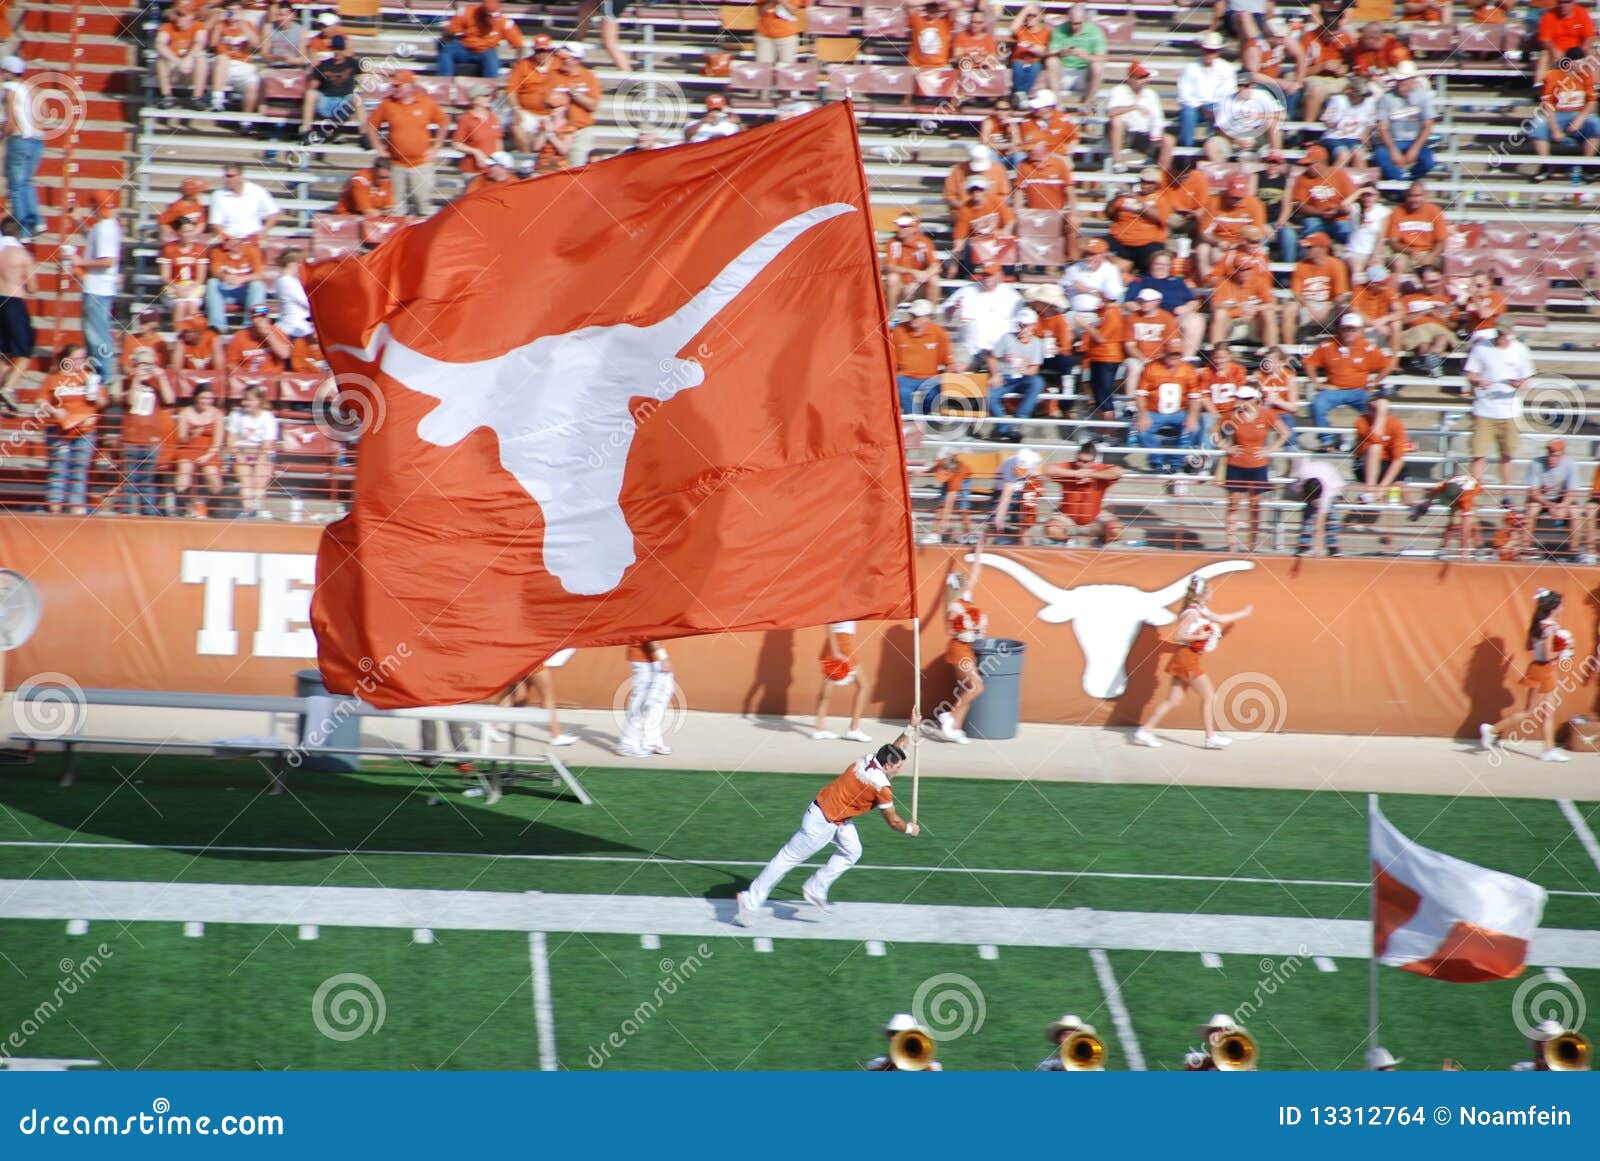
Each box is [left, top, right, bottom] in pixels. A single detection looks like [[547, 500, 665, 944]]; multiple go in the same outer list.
[[306, 103, 915, 707]]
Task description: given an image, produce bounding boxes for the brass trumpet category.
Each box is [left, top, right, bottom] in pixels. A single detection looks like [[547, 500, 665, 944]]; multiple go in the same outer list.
[[888, 1026, 937, 1071], [1060, 1030, 1106, 1071], [1541, 1030, 1592, 1071], [1210, 1028, 1258, 1071]]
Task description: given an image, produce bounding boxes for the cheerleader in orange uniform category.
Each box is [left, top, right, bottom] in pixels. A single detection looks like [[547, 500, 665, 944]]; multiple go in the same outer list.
[[938, 538, 987, 745], [813, 621, 872, 743], [1480, 589, 1574, 763], [1132, 577, 1254, 750]]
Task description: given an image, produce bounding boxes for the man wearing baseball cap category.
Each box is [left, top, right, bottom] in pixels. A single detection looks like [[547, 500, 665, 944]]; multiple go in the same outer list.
[[1061, 236, 1125, 313], [950, 177, 1015, 278], [891, 299, 952, 416], [1304, 312, 1390, 451], [1104, 61, 1169, 171], [884, 212, 940, 307], [943, 143, 1009, 210], [548, 44, 602, 164], [1522, 435, 1579, 558], [1197, 172, 1267, 280], [987, 309, 1046, 442], [685, 93, 743, 143], [943, 263, 1023, 369], [1176, 30, 1237, 147], [437, 0, 526, 78], [1105, 167, 1173, 275], [365, 71, 447, 215], [1282, 229, 1351, 344]]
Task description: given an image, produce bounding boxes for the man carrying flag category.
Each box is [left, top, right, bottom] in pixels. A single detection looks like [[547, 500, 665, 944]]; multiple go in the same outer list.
[[305, 104, 916, 708]]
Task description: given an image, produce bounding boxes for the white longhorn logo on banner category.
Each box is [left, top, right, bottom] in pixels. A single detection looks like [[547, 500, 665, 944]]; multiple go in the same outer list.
[[968, 555, 1256, 698]]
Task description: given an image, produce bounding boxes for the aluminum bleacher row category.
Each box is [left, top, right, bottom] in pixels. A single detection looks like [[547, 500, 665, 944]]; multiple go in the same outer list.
[[47, 0, 1589, 555]]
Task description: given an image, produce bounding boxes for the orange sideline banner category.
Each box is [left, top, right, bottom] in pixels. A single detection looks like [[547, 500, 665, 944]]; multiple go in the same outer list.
[[0, 514, 1592, 738]]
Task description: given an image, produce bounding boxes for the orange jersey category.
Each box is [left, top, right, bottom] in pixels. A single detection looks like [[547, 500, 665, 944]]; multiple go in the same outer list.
[[337, 169, 395, 214], [1401, 291, 1452, 329], [1256, 367, 1297, 412], [453, 108, 504, 174], [174, 330, 221, 371], [159, 196, 207, 232], [1018, 110, 1078, 155], [225, 327, 287, 376], [506, 58, 552, 114], [368, 96, 445, 168], [1349, 38, 1410, 77], [1137, 360, 1201, 415], [758, 0, 808, 40], [546, 66, 601, 129], [1290, 256, 1351, 304], [884, 231, 938, 272], [121, 333, 169, 375], [211, 19, 256, 61], [1386, 203, 1449, 254], [158, 21, 202, 56], [1161, 170, 1212, 216], [814, 754, 894, 824], [1015, 154, 1073, 210], [1201, 194, 1267, 245], [1053, 469, 1114, 524], [1210, 263, 1275, 313], [1354, 414, 1409, 461], [908, 13, 953, 67], [1126, 309, 1179, 360], [1456, 290, 1507, 334], [942, 163, 1009, 207], [1201, 363, 1248, 417], [1106, 190, 1172, 248], [1081, 303, 1124, 364], [1544, 68, 1597, 114], [892, 322, 953, 379], [207, 242, 263, 282], [45, 372, 100, 432], [1222, 410, 1278, 469], [1290, 169, 1355, 219], [951, 195, 1014, 243], [447, 5, 525, 53], [159, 239, 208, 283], [121, 379, 174, 448], [1305, 336, 1389, 388], [1351, 283, 1401, 324]]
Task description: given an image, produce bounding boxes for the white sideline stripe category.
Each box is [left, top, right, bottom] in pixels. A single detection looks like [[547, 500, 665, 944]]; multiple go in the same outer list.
[[865, 940, 886, 957], [1089, 948, 1145, 1072], [7, 880, 1600, 966], [1200, 952, 1222, 968], [529, 931, 557, 1073], [640, 934, 660, 950], [1541, 967, 1571, 983], [977, 944, 998, 960], [5, 838, 1596, 898], [753, 937, 774, 953], [1313, 956, 1337, 973], [183, 921, 204, 938], [66, 919, 87, 936], [1557, 799, 1600, 875]]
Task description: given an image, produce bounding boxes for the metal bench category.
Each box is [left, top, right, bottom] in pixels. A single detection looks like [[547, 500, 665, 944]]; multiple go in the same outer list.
[[7, 687, 592, 805]]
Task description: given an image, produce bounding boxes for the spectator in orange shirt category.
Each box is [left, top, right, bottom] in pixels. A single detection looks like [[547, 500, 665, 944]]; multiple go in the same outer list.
[[951, 8, 1001, 98], [884, 211, 941, 306], [159, 178, 210, 237], [1104, 167, 1172, 275], [1305, 313, 1390, 449], [1009, 4, 1051, 97], [1452, 270, 1507, 342], [171, 317, 224, 374], [159, 215, 209, 325], [453, 87, 505, 173], [1122, 287, 1179, 393], [1537, 0, 1598, 82], [1383, 180, 1448, 268], [1217, 386, 1290, 552], [437, 0, 525, 78], [1043, 440, 1123, 545], [336, 157, 394, 215], [121, 309, 170, 378], [1207, 232, 1278, 347], [1135, 338, 1204, 474], [1348, 20, 1410, 78], [119, 344, 176, 516], [544, 44, 602, 164], [893, 299, 953, 414], [1350, 262, 1403, 351], [949, 180, 1016, 276], [155, 8, 207, 109], [1399, 262, 1455, 376], [207, 3, 262, 116], [943, 143, 1010, 210], [1278, 143, 1354, 260], [756, 0, 809, 64], [1196, 172, 1267, 279], [506, 34, 556, 149], [1019, 88, 1079, 156], [1078, 297, 1125, 420], [365, 71, 447, 216], [1471, 0, 1513, 21], [1282, 230, 1351, 342], [224, 302, 290, 378], [203, 233, 266, 331], [907, 0, 954, 68], [1530, 46, 1600, 179], [1014, 140, 1079, 259], [1300, 20, 1354, 124], [1255, 344, 1301, 435], [1353, 401, 1410, 500], [42, 342, 103, 515], [529, 92, 575, 174], [466, 152, 520, 192]]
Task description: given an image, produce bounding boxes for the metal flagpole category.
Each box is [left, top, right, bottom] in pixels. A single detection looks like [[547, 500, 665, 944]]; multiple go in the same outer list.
[[911, 615, 922, 827], [1368, 793, 1380, 1058]]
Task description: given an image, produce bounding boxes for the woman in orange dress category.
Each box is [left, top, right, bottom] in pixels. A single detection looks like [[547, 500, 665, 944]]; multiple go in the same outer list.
[[173, 383, 223, 516], [1133, 577, 1254, 750], [938, 536, 987, 745], [1481, 588, 1574, 763]]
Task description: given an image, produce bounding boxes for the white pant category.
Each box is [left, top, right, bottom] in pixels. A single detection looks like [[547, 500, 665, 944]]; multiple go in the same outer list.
[[621, 660, 674, 748], [747, 802, 862, 908]]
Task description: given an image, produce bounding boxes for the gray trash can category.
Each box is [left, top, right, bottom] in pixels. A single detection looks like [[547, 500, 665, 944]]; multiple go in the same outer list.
[[963, 638, 1027, 741], [295, 669, 360, 772]]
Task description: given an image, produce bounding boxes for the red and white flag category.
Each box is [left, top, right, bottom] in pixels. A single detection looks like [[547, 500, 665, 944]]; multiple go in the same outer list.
[[305, 103, 914, 706], [1371, 803, 1547, 983]]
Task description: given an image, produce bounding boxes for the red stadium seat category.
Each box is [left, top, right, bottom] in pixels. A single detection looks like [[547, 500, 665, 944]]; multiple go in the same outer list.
[[313, 214, 362, 243], [1540, 253, 1588, 282], [1482, 225, 1529, 250], [1442, 251, 1492, 277], [968, 236, 1019, 267], [1016, 209, 1064, 238], [414, 77, 458, 105], [1017, 237, 1066, 266], [1537, 228, 1585, 254], [915, 68, 958, 99], [1455, 25, 1508, 57], [774, 62, 820, 92], [1100, 16, 1136, 47], [277, 374, 325, 404], [231, 374, 278, 400], [1499, 276, 1549, 308], [1404, 27, 1455, 57], [728, 61, 774, 94], [310, 238, 360, 262], [178, 370, 226, 401], [360, 216, 409, 247], [807, 6, 851, 35], [861, 6, 907, 38], [961, 68, 1010, 99], [1493, 250, 1539, 278], [261, 70, 306, 102]]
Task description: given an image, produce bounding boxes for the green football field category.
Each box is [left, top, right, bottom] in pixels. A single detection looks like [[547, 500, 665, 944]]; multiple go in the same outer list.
[[0, 754, 1596, 1071]]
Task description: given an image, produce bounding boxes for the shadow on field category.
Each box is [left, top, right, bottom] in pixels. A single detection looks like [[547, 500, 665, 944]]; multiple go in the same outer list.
[[0, 752, 643, 863]]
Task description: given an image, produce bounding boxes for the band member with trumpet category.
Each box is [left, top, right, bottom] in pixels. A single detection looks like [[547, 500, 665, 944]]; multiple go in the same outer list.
[[867, 1013, 942, 1071], [1512, 1020, 1591, 1071], [734, 726, 919, 925], [1037, 1013, 1106, 1071], [1365, 1046, 1402, 1071], [1184, 1013, 1258, 1071]]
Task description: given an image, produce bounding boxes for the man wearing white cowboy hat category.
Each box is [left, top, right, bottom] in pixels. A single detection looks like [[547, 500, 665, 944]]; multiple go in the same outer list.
[[1037, 1012, 1104, 1071], [1176, 30, 1238, 147], [1365, 1045, 1402, 1071], [1374, 58, 1436, 182], [866, 1013, 943, 1071], [1023, 282, 1075, 387]]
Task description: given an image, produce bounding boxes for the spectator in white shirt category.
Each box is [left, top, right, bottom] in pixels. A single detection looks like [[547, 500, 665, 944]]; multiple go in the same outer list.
[[1342, 184, 1389, 270], [1059, 243, 1125, 313], [942, 264, 1025, 368], [273, 248, 313, 339], [209, 164, 282, 239], [1176, 30, 1238, 148], [74, 191, 121, 384], [1464, 326, 1536, 491], [1214, 71, 1284, 153], [1292, 455, 1346, 557], [226, 385, 280, 518], [1105, 61, 1171, 171], [1320, 75, 1378, 166]]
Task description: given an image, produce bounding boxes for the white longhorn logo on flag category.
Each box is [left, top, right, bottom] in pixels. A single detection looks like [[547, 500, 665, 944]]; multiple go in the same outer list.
[[967, 554, 1256, 698], [331, 203, 857, 596]]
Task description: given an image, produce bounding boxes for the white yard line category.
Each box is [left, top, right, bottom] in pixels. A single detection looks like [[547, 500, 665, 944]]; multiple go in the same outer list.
[[8, 838, 1595, 897], [1557, 799, 1600, 875], [528, 931, 558, 1073], [1088, 948, 1145, 1073], [6, 878, 1600, 966]]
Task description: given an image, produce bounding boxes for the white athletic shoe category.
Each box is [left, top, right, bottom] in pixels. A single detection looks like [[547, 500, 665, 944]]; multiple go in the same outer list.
[[938, 711, 961, 741], [548, 733, 577, 747], [616, 743, 651, 758], [734, 890, 755, 927], [1132, 728, 1162, 748], [952, 728, 971, 745], [843, 729, 872, 743], [1204, 735, 1233, 750], [462, 786, 486, 798], [801, 885, 831, 914], [1541, 748, 1572, 763], [1478, 723, 1498, 752], [648, 741, 673, 756], [812, 729, 839, 741]]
